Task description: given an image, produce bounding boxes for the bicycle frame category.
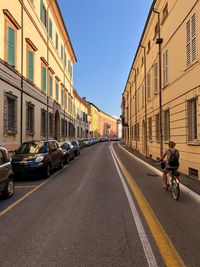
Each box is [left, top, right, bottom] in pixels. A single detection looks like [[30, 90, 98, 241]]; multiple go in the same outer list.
[[167, 170, 180, 200]]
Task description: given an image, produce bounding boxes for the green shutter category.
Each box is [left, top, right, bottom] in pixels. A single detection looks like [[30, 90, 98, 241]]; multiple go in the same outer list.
[[40, 0, 43, 21], [56, 83, 59, 101], [49, 19, 52, 39], [7, 27, 15, 66], [28, 51, 34, 82], [42, 66, 46, 93], [49, 76, 53, 97]]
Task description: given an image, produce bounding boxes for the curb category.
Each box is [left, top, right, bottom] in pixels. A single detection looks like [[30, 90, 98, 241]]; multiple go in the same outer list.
[[118, 143, 200, 204]]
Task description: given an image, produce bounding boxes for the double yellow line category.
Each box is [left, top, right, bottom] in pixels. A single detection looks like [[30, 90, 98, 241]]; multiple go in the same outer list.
[[111, 145, 185, 267]]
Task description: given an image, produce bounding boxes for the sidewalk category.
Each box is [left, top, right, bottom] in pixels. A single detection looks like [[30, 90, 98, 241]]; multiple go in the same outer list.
[[120, 143, 200, 196]]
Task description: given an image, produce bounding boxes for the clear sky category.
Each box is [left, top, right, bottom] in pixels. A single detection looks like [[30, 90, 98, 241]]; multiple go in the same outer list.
[[57, 0, 153, 117]]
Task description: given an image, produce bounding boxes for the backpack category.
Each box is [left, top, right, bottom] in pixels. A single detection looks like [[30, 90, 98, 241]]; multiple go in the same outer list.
[[168, 149, 179, 167]]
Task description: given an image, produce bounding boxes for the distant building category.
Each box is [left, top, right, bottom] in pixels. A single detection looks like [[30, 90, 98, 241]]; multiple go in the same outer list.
[[117, 119, 122, 139], [98, 111, 117, 138]]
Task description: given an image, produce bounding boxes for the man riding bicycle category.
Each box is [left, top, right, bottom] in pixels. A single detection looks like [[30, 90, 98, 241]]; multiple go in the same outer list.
[[159, 141, 180, 189]]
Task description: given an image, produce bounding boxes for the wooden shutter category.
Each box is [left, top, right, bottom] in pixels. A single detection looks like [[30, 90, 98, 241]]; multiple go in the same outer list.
[[7, 27, 15, 66], [49, 19, 52, 39], [4, 94, 8, 133], [191, 14, 197, 62], [28, 51, 34, 81], [42, 66, 46, 93], [40, 0, 43, 21], [186, 20, 191, 66]]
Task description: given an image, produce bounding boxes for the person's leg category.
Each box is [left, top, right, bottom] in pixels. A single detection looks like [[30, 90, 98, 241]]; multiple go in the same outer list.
[[163, 169, 168, 188]]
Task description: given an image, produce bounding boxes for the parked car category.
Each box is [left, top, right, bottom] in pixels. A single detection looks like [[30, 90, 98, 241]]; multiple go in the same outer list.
[[60, 141, 75, 164], [71, 140, 80, 156], [0, 146, 14, 198], [11, 140, 64, 178]]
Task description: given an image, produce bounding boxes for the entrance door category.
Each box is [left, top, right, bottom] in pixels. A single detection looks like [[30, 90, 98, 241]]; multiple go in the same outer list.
[[55, 111, 60, 141]]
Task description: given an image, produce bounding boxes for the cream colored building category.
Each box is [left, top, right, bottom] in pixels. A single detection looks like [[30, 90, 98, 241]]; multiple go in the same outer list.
[[73, 90, 89, 140], [122, 0, 200, 179], [0, 0, 77, 152]]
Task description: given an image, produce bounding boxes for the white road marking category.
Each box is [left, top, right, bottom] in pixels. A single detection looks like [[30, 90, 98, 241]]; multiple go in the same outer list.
[[110, 143, 158, 267]]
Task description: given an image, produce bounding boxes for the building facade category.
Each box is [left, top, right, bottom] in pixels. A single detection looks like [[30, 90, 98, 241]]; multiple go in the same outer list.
[[98, 111, 117, 138], [73, 89, 89, 140], [0, 0, 76, 152], [122, 0, 200, 179]]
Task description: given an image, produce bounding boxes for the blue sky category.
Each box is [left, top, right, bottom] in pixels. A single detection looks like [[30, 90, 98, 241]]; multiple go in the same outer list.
[[57, 0, 153, 117]]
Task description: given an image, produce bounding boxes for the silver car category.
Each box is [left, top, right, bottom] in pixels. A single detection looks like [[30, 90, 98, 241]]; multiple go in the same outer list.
[[0, 146, 14, 198]]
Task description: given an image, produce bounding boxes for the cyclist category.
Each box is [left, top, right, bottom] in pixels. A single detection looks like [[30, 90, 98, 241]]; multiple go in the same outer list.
[[159, 141, 180, 189]]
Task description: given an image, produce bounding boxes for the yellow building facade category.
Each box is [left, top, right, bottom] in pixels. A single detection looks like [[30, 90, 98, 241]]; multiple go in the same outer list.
[[0, 0, 76, 152], [122, 0, 200, 179]]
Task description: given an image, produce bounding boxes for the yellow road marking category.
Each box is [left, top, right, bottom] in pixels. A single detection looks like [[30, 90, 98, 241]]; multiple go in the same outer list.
[[0, 179, 50, 217], [15, 185, 38, 188], [112, 145, 185, 267]]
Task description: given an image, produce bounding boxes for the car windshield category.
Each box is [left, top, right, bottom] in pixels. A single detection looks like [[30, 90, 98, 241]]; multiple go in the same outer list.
[[16, 141, 47, 154], [71, 141, 77, 146], [61, 143, 68, 149]]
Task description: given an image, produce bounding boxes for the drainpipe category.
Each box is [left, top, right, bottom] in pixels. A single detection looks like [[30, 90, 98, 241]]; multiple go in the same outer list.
[[141, 45, 148, 157], [153, 9, 163, 157], [20, 1, 24, 144], [46, 0, 55, 140], [132, 68, 137, 151]]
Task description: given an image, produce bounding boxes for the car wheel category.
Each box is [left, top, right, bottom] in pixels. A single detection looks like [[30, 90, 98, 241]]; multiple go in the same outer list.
[[59, 158, 64, 169], [65, 155, 70, 164], [44, 164, 51, 178], [2, 177, 15, 198]]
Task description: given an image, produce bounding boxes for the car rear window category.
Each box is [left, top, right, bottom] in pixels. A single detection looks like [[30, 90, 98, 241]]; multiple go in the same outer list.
[[16, 142, 47, 154]]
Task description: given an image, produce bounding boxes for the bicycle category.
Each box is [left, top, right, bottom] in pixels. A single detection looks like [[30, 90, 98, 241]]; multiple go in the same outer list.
[[166, 169, 180, 200], [159, 160, 180, 200]]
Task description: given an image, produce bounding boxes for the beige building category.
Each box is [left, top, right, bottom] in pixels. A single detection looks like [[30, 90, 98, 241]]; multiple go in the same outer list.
[[122, 0, 200, 179], [73, 90, 89, 140], [0, 0, 77, 152]]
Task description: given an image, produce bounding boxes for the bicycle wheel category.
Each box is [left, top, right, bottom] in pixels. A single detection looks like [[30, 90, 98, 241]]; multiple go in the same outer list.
[[172, 179, 180, 200]]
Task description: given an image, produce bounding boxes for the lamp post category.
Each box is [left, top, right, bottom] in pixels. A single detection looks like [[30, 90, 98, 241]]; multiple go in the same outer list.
[[127, 81, 131, 147], [141, 45, 148, 157], [132, 68, 137, 151], [153, 9, 163, 157]]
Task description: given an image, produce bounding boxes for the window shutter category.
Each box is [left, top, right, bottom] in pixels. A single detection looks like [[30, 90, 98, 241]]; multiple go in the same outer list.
[[7, 27, 15, 66], [49, 76, 53, 97], [191, 14, 197, 62], [28, 51, 34, 81], [49, 19, 52, 39], [40, 0, 43, 21], [42, 66, 46, 93]]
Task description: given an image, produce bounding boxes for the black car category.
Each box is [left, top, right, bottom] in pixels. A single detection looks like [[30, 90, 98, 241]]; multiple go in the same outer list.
[[60, 141, 75, 164], [0, 146, 14, 198], [11, 140, 64, 178], [71, 140, 80, 156]]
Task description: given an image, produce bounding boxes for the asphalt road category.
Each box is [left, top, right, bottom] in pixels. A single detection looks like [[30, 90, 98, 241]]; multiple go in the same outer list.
[[0, 142, 200, 266]]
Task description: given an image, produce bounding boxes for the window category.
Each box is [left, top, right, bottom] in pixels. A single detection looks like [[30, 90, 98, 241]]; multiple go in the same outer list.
[[163, 50, 168, 87], [41, 3, 47, 28], [186, 14, 197, 67], [61, 119, 65, 136], [147, 40, 151, 53], [141, 56, 144, 67], [142, 85, 145, 107], [41, 109, 47, 136], [65, 121, 68, 136], [7, 26, 16, 66], [49, 113, 54, 136], [164, 109, 170, 141], [154, 63, 158, 94], [147, 73, 151, 99], [154, 22, 159, 39], [136, 123, 140, 141], [64, 53, 67, 67], [4, 93, 17, 133], [137, 67, 139, 76], [27, 50, 34, 82], [68, 60, 72, 77], [187, 98, 198, 141], [55, 33, 58, 51], [148, 117, 152, 141], [55, 81, 59, 102], [49, 18, 52, 39], [162, 3, 168, 24], [0, 151, 5, 165], [61, 44, 64, 61], [77, 126, 79, 138], [49, 74, 53, 97], [155, 113, 160, 141], [61, 88, 64, 106], [26, 102, 35, 134], [41, 65, 47, 93]]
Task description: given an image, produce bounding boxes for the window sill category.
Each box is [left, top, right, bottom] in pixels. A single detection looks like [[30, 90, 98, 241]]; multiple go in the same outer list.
[[148, 140, 153, 143], [184, 59, 199, 72], [5, 131, 17, 136], [26, 132, 34, 136], [187, 141, 200, 146], [162, 83, 169, 90], [161, 15, 168, 25]]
